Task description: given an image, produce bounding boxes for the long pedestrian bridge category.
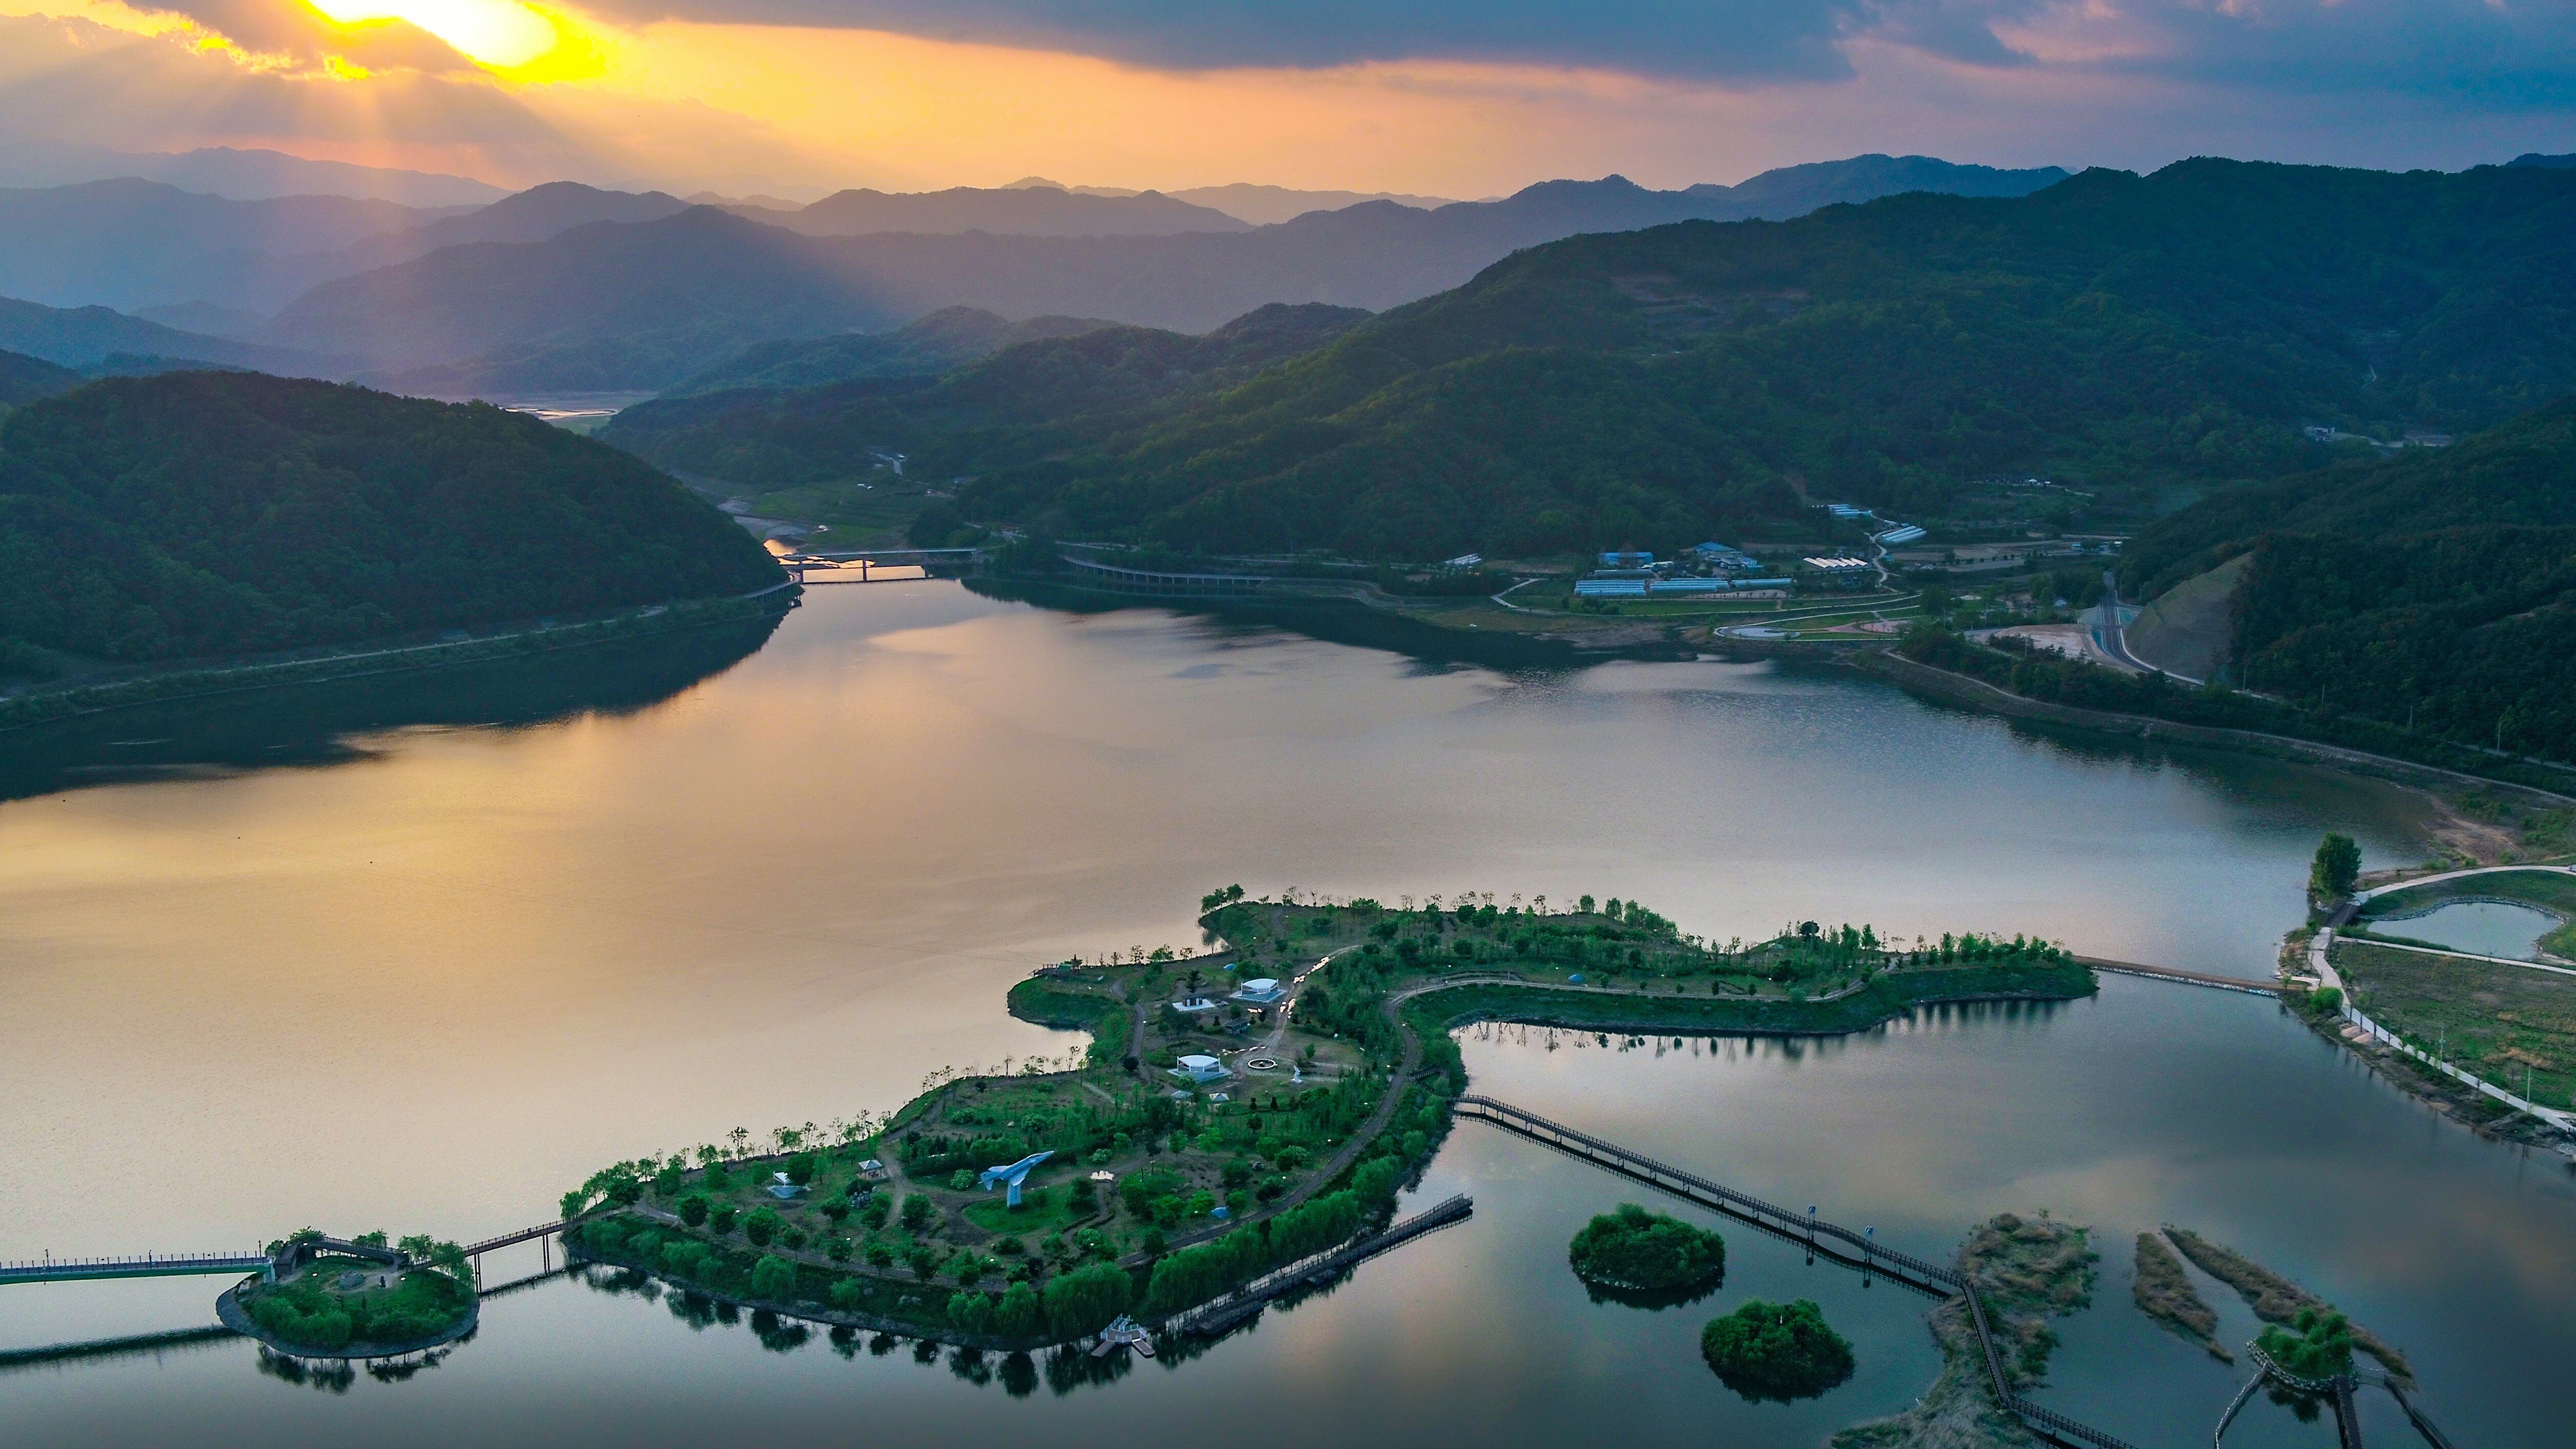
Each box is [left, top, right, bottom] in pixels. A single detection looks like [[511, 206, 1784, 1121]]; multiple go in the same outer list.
[[0, 1250, 274, 1286], [2, 1217, 591, 1289]]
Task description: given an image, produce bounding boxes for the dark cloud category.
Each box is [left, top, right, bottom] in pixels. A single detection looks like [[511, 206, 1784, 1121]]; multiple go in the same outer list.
[[581, 0, 1876, 80], [2108, 0, 2576, 111], [574, 0, 2576, 114]]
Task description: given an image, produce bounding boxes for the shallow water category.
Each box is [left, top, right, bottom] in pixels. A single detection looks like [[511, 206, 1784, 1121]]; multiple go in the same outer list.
[[2373, 900, 2565, 961], [2, 582, 2558, 1447]]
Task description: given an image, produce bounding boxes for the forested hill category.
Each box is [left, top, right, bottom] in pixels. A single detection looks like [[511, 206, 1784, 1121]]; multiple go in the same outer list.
[[0, 372, 780, 670], [605, 303, 1373, 493], [2124, 393, 2576, 593], [949, 158, 2576, 559], [0, 348, 80, 410], [2113, 394, 2576, 762]]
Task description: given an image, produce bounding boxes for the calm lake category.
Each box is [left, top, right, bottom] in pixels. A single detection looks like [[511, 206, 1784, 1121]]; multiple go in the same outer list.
[[3, 583, 2568, 1447]]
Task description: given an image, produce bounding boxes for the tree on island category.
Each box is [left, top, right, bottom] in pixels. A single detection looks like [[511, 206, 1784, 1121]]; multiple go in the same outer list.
[[2310, 833, 2362, 899], [1700, 1298, 1856, 1401], [1567, 1204, 1726, 1304], [2258, 1306, 2357, 1381]]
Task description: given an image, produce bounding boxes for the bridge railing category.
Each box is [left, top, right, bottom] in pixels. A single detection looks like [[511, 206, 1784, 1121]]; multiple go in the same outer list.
[[1, 1250, 268, 1281]]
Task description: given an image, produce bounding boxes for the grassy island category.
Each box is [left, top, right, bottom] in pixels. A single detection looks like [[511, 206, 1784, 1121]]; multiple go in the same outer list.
[[560, 889, 2096, 1347], [1567, 1204, 1725, 1304], [227, 1232, 475, 1355], [1701, 1298, 1855, 1401]]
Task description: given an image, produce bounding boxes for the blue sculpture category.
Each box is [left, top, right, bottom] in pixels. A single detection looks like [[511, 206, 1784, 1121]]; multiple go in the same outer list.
[[978, 1150, 1055, 1207]]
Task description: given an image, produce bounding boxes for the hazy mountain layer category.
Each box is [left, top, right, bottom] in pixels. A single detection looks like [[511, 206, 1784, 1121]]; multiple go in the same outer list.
[[258, 158, 2074, 383]]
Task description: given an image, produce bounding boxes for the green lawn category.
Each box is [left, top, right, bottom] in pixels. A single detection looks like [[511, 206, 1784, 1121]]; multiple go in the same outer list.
[[741, 483, 927, 543], [960, 1195, 1094, 1237], [2333, 940, 2576, 1109]]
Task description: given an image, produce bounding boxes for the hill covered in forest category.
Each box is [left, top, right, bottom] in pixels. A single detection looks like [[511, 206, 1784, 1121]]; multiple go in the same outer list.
[[922, 158, 2576, 559], [0, 371, 780, 673], [605, 303, 1372, 493], [2114, 394, 2576, 761], [0, 348, 81, 411]]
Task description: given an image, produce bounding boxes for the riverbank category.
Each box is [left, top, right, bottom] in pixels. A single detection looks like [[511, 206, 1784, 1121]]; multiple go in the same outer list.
[[978, 572, 2576, 861], [0, 589, 798, 734]]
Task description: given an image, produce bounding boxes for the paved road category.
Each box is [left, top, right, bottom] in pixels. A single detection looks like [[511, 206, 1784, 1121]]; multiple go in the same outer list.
[[2091, 569, 2161, 674]]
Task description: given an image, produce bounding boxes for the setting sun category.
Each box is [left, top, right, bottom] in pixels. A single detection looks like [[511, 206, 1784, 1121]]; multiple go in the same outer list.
[[307, 0, 558, 67]]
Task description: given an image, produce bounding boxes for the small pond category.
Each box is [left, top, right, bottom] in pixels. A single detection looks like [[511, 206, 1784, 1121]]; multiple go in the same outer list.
[[2370, 900, 2565, 961]]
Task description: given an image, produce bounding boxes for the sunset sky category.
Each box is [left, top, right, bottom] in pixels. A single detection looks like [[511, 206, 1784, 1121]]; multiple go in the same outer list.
[[4, 0, 2573, 197]]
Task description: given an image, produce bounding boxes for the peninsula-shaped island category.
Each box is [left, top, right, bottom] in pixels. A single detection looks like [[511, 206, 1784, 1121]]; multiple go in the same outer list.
[[557, 890, 2095, 1348]]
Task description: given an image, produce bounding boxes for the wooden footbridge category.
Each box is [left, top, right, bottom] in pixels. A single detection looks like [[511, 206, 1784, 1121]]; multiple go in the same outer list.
[[3, 1213, 598, 1292], [1453, 1095, 2147, 1449], [1159, 1194, 1474, 1338]]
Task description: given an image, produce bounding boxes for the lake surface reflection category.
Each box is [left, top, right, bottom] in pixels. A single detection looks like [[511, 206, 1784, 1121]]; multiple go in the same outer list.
[[2, 583, 2560, 1447]]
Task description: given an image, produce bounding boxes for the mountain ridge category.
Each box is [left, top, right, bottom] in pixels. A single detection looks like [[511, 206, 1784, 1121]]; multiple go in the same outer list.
[[255, 157, 2076, 386]]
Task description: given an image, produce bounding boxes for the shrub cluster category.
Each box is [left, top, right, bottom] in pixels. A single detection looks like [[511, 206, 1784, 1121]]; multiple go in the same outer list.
[[1566, 1204, 1725, 1293], [1699, 1298, 1856, 1401]]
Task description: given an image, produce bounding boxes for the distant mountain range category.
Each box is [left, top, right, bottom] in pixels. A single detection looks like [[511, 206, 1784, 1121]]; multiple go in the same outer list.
[[732, 186, 1250, 236], [1005, 178, 1468, 225], [0, 180, 693, 316], [0, 296, 343, 376], [0, 139, 509, 206], [883, 158, 2576, 561], [240, 156, 2073, 390]]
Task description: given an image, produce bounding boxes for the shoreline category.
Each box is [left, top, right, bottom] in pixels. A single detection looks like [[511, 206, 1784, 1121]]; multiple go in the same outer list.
[[0, 589, 799, 735], [972, 572, 2576, 837]]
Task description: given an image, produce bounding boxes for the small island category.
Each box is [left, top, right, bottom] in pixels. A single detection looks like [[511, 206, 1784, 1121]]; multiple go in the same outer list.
[[1567, 1203, 1725, 1305], [1701, 1298, 1856, 1401], [557, 888, 2097, 1347], [220, 1232, 477, 1357]]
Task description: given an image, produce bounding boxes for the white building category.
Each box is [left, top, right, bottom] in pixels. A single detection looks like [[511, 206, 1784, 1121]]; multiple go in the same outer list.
[[1170, 1054, 1231, 1085]]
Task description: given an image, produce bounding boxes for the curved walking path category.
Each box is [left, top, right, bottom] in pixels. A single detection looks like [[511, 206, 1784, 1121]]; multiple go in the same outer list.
[[2355, 863, 2576, 903]]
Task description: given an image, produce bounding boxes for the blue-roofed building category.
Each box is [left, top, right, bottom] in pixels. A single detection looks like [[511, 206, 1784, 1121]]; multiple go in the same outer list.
[[1598, 550, 1655, 568], [1691, 542, 1758, 571]]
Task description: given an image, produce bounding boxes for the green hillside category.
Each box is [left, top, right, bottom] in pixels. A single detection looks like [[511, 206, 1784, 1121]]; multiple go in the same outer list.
[[660, 307, 1120, 397], [932, 158, 2576, 558], [2114, 395, 2576, 763], [0, 371, 781, 670], [0, 348, 81, 410], [604, 302, 1370, 492]]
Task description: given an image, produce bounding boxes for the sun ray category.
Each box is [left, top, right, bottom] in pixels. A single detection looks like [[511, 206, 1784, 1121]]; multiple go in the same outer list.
[[307, 0, 558, 68]]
